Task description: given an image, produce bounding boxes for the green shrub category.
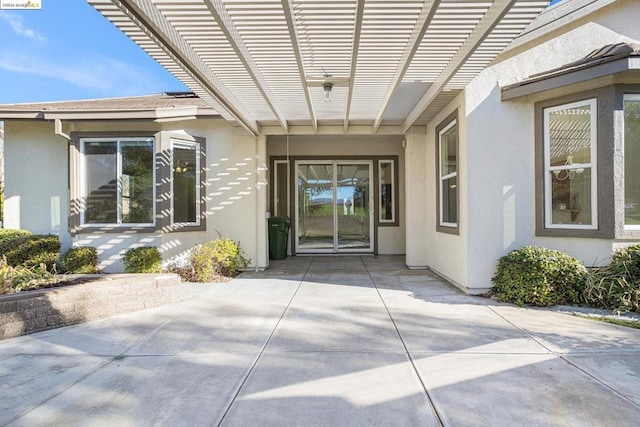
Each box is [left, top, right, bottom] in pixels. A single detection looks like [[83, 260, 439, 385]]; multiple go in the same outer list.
[[583, 244, 640, 314], [122, 247, 162, 273], [0, 257, 59, 295], [60, 247, 99, 274], [491, 246, 587, 307], [190, 237, 249, 282], [0, 228, 32, 244], [0, 234, 60, 271]]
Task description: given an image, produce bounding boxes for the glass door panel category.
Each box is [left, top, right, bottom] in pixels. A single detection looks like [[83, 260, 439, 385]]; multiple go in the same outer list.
[[297, 163, 335, 251], [295, 160, 373, 253], [337, 163, 371, 250]]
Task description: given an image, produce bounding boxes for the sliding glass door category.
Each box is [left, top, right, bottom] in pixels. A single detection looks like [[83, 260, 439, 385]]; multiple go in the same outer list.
[[296, 160, 373, 253]]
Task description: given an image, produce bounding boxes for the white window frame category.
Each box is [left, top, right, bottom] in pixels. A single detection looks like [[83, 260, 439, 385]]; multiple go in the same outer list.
[[378, 160, 395, 223], [79, 137, 156, 227], [543, 98, 598, 230], [439, 119, 458, 228], [170, 139, 201, 226], [623, 94, 640, 230]]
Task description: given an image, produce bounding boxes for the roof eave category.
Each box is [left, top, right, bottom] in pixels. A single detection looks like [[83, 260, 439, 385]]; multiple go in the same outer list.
[[501, 56, 640, 101], [0, 108, 221, 121], [500, 0, 618, 59]]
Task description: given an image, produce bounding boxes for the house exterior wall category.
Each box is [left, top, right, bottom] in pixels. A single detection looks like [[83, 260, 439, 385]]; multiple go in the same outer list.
[[268, 134, 406, 255], [4, 118, 267, 273], [4, 121, 72, 250], [458, 0, 640, 291], [423, 93, 468, 289], [405, 126, 428, 268]]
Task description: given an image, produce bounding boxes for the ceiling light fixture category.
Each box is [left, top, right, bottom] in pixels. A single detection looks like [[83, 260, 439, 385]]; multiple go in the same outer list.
[[323, 73, 333, 103]]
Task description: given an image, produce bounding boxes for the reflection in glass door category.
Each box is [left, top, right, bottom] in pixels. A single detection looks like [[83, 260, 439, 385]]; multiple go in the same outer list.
[[296, 161, 372, 253]]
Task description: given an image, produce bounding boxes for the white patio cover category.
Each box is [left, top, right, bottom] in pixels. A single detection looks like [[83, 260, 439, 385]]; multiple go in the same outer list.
[[89, 0, 549, 135]]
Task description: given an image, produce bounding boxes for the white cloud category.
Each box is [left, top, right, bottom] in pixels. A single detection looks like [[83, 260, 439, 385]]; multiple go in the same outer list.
[[0, 51, 165, 96], [0, 12, 46, 44]]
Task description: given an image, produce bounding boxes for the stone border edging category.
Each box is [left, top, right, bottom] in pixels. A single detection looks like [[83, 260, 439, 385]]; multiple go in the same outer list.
[[0, 273, 187, 340]]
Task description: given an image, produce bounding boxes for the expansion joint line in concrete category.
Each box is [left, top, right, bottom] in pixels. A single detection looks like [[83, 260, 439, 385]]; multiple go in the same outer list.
[[484, 305, 555, 353], [364, 258, 445, 427], [214, 258, 312, 426], [485, 304, 640, 410], [2, 295, 203, 427], [560, 355, 640, 410]]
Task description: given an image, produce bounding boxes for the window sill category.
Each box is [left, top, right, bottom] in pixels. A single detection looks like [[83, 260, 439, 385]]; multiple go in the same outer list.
[[73, 225, 158, 234]]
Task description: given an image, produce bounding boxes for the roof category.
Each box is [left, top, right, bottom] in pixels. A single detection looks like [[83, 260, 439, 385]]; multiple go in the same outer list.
[[88, 0, 550, 135], [502, 42, 640, 99], [0, 92, 220, 121]]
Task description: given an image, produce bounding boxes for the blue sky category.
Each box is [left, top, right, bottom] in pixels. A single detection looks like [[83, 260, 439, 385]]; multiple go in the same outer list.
[[0, 0, 562, 105], [0, 0, 187, 104]]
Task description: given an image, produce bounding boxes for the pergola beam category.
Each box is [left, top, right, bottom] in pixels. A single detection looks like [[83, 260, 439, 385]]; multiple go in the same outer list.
[[344, 0, 365, 133], [114, 0, 260, 136], [401, 0, 517, 133], [203, 0, 289, 132], [372, 0, 441, 133], [281, 0, 318, 132]]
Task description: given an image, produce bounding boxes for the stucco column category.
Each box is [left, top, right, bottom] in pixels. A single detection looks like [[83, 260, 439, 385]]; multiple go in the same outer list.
[[404, 126, 429, 268], [255, 134, 269, 269]]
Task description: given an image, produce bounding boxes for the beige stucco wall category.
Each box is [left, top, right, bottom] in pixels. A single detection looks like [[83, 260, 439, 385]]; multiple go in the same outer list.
[[268, 134, 406, 255], [459, 0, 640, 291], [422, 93, 469, 289], [4, 121, 72, 250], [4, 118, 267, 273], [404, 126, 428, 268]]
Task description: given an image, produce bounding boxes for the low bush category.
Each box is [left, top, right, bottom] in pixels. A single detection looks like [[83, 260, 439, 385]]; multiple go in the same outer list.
[[0, 228, 32, 244], [166, 264, 198, 282], [190, 237, 249, 282], [0, 257, 60, 295], [491, 246, 587, 307], [122, 247, 162, 273], [0, 234, 60, 271], [60, 247, 99, 274], [583, 244, 640, 314]]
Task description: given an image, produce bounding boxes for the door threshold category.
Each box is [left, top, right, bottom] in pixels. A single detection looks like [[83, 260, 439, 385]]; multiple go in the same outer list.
[[293, 253, 375, 257]]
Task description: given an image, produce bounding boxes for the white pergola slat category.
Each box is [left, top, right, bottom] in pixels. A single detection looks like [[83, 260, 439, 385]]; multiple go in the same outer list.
[[89, 0, 549, 133]]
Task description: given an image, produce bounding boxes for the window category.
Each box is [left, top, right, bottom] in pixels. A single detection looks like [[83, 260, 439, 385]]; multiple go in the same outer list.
[[543, 99, 597, 229], [624, 95, 640, 229], [379, 160, 395, 223], [172, 139, 200, 225], [437, 115, 458, 231], [81, 138, 155, 225]]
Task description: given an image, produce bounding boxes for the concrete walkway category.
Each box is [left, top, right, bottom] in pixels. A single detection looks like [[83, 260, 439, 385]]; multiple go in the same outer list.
[[1, 256, 639, 426]]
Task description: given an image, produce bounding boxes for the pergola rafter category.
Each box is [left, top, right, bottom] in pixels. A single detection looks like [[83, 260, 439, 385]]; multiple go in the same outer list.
[[372, 0, 441, 133], [112, 0, 260, 136], [203, 0, 289, 132], [401, 0, 518, 133], [344, 0, 365, 132], [281, 0, 318, 132]]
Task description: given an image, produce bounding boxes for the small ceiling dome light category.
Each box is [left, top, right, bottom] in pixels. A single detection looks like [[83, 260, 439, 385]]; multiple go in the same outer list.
[[323, 81, 333, 103]]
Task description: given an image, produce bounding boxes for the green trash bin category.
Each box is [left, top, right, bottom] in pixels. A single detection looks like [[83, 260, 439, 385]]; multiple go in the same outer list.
[[268, 216, 290, 260]]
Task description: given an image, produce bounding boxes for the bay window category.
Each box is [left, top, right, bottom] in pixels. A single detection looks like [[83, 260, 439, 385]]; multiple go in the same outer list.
[[74, 132, 206, 232]]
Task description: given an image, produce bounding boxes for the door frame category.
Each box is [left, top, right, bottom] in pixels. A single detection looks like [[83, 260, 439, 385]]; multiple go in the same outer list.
[[269, 155, 400, 256], [294, 160, 374, 254]]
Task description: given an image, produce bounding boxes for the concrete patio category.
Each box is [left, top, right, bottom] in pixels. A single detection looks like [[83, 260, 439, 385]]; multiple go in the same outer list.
[[1, 255, 639, 426]]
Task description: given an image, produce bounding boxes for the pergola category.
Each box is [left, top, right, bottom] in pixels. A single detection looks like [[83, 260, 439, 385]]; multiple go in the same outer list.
[[89, 0, 549, 136]]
